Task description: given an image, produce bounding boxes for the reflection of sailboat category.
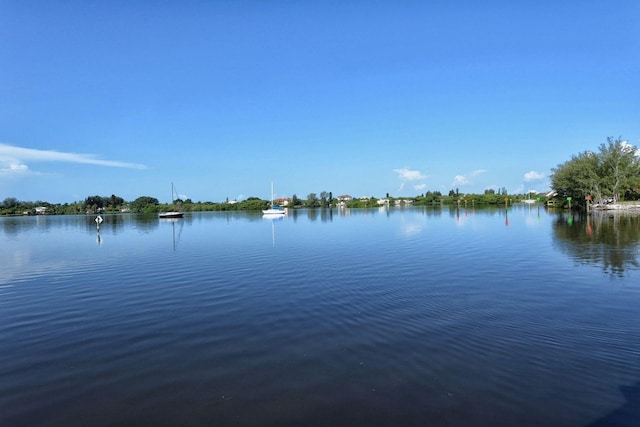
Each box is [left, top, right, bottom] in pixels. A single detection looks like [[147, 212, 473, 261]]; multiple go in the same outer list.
[[263, 213, 283, 246], [159, 183, 184, 219], [262, 182, 286, 216], [164, 218, 183, 251]]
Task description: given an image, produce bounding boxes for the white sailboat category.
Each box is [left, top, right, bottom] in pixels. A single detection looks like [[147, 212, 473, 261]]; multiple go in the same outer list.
[[262, 182, 286, 216], [159, 183, 184, 218], [523, 190, 536, 204]]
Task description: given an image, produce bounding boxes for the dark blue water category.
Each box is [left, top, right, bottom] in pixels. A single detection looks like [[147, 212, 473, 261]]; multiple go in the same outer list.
[[2, 207, 639, 426]]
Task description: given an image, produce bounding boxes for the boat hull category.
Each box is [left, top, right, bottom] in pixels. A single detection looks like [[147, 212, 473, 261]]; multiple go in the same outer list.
[[159, 212, 184, 219], [262, 209, 285, 215], [262, 204, 286, 215]]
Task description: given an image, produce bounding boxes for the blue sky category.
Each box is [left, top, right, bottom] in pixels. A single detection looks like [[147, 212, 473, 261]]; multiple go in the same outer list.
[[1, 1, 638, 204]]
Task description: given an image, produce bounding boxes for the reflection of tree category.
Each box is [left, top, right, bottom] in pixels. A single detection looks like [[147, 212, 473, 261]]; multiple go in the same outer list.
[[447, 205, 508, 219], [2, 217, 37, 237], [134, 214, 162, 233], [3, 215, 87, 237], [552, 212, 640, 277]]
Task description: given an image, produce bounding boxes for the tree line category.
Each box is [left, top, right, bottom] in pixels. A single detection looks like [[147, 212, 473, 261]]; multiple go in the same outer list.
[[1, 190, 545, 216], [551, 137, 640, 207]]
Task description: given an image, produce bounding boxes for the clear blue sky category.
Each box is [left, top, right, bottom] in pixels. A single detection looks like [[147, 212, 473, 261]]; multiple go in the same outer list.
[[1, 1, 638, 204]]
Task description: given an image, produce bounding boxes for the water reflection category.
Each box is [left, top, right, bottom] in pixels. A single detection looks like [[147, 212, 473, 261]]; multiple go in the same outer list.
[[160, 218, 183, 252], [262, 214, 283, 246], [135, 214, 162, 233], [587, 381, 640, 426], [1, 216, 35, 237], [523, 204, 543, 227], [0, 214, 169, 237], [552, 212, 640, 277]]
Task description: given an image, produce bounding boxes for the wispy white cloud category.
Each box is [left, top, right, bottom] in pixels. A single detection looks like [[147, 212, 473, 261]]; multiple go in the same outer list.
[[524, 170, 545, 182], [394, 168, 426, 181], [414, 183, 427, 191], [0, 143, 147, 176]]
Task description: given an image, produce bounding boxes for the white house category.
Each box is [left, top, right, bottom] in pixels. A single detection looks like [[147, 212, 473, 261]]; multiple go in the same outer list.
[[275, 197, 291, 206]]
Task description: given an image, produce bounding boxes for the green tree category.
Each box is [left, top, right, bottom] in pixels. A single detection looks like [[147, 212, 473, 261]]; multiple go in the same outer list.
[[237, 197, 268, 211], [0, 197, 22, 214], [320, 191, 328, 208], [599, 137, 640, 202], [306, 193, 319, 208], [130, 196, 160, 213], [85, 195, 104, 209], [108, 194, 125, 210], [551, 138, 640, 205], [2, 197, 18, 208], [551, 151, 603, 203]]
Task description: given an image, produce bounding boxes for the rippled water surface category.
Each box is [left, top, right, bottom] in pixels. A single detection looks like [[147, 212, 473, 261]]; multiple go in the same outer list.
[[2, 207, 640, 426]]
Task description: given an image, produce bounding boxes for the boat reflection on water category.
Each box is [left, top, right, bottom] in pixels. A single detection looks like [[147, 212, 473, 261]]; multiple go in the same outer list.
[[160, 217, 183, 252], [263, 212, 284, 247]]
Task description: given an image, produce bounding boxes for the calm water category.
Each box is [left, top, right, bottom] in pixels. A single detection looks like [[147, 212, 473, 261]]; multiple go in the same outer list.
[[1, 206, 640, 426]]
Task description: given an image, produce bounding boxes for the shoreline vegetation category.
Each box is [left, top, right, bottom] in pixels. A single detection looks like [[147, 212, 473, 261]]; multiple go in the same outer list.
[[3, 193, 640, 217], [550, 137, 640, 209], [1, 192, 544, 216]]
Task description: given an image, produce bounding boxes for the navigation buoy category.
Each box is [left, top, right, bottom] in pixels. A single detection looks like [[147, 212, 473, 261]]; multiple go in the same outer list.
[[95, 215, 103, 245]]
